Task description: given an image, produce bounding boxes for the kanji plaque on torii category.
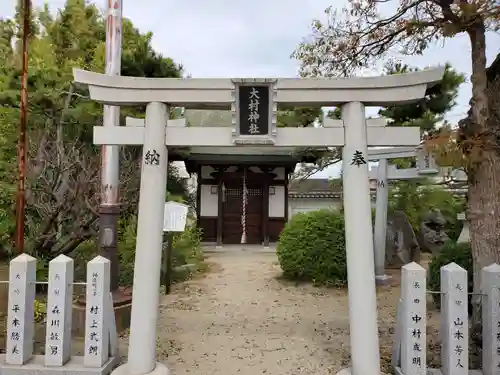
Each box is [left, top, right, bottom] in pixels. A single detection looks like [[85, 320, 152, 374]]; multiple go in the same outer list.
[[238, 85, 270, 136], [232, 79, 276, 145]]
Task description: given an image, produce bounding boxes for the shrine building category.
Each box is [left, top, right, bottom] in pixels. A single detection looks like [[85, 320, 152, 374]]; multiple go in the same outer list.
[[167, 110, 317, 247], [79, 69, 442, 250]]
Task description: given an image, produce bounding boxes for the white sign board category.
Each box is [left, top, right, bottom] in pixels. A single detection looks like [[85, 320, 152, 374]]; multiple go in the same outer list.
[[416, 146, 438, 174], [163, 201, 189, 232]]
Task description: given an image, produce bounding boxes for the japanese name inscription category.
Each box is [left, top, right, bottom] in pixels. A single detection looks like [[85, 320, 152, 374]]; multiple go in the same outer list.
[[238, 85, 270, 136], [45, 255, 74, 366], [441, 263, 468, 375], [401, 263, 426, 375], [9, 279, 24, 360], [2, 254, 117, 371], [84, 256, 110, 367], [6, 254, 36, 365], [409, 280, 425, 372]]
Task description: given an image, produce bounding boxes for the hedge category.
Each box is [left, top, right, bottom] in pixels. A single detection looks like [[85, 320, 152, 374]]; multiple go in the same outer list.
[[277, 209, 347, 286]]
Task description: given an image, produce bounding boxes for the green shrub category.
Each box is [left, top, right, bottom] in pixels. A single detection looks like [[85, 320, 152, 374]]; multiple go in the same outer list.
[[117, 216, 139, 287], [72, 240, 98, 282], [71, 213, 204, 288], [34, 299, 47, 323], [171, 225, 203, 267], [117, 215, 203, 287], [428, 241, 473, 311], [388, 181, 466, 241], [277, 209, 347, 286]]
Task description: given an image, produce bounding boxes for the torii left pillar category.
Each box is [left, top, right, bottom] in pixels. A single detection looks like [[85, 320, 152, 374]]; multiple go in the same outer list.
[[113, 102, 170, 375]]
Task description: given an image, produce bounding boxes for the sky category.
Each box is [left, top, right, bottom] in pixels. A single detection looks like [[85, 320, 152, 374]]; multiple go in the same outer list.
[[1, 0, 499, 178]]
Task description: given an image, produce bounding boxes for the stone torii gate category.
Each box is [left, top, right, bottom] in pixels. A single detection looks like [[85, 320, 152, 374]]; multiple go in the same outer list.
[[367, 146, 439, 284], [73, 67, 444, 375]]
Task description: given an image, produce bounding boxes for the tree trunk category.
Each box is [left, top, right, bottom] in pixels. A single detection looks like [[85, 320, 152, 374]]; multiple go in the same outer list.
[[466, 21, 500, 367]]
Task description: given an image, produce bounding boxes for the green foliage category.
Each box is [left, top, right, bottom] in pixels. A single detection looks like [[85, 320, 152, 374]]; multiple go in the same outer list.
[[117, 217, 138, 287], [277, 107, 322, 128], [0, 1, 185, 262], [166, 165, 189, 200], [115, 215, 203, 287], [428, 242, 473, 311], [34, 299, 46, 323], [71, 214, 203, 288], [294, 64, 463, 178], [171, 225, 203, 267], [388, 181, 465, 240], [326, 108, 341, 119], [277, 209, 347, 286], [379, 63, 465, 132]]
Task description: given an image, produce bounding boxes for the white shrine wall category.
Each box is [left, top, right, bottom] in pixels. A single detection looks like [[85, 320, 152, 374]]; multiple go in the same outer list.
[[269, 185, 285, 218], [288, 198, 343, 219], [199, 165, 219, 218], [200, 185, 218, 216]]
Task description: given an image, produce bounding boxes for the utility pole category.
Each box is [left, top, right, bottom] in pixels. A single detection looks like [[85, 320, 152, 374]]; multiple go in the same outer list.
[[100, 0, 123, 292], [14, 0, 31, 254]]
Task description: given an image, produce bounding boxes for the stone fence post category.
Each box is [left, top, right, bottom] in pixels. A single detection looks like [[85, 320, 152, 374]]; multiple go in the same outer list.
[[481, 263, 500, 375], [1, 254, 118, 375], [394, 262, 500, 375], [400, 262, 427, 375], [6, 254, 36, 365], [440, 263, 468, 375], [45, 254, 74, 366]]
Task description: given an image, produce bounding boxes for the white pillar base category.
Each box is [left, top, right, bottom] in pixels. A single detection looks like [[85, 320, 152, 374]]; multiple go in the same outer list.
[[374, 274, 391, 286], [337, 367, 388, 375], [111, 362, 169, 375]]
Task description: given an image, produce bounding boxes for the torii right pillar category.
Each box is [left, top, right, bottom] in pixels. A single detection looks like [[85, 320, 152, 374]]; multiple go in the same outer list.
[[341, 101, 382, 375], [337, 69, 445, 375]]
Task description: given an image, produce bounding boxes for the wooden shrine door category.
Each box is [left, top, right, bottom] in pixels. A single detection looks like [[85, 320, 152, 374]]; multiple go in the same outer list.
[[245, 186, 263, 244], [222, 183, 243, 244], [221, 170, 263, 244]]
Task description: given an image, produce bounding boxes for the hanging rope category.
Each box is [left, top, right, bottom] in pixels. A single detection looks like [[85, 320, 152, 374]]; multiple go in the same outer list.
[[241, 168, 248, 244]]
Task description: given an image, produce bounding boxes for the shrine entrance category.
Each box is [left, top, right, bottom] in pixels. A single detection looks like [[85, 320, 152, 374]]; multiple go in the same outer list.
[[221, 169, 263, 245]]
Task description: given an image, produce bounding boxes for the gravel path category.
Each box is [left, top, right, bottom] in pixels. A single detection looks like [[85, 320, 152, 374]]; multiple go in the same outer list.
[[156, 251, 353, 375], [118, 250, 440, 375]]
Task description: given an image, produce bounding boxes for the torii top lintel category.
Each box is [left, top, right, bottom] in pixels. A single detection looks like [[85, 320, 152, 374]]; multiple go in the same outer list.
[[73, 67, 445, 108]]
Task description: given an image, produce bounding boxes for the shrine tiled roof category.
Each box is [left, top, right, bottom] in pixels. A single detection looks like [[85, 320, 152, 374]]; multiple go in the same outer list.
[[288, 178, 376, 199]]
